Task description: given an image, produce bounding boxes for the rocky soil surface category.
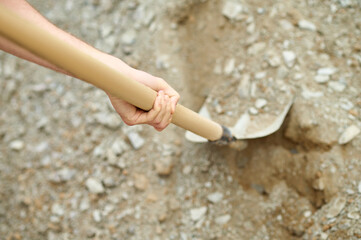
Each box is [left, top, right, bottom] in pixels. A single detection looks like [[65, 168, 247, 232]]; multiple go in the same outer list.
[[1, 0, 361, 239]]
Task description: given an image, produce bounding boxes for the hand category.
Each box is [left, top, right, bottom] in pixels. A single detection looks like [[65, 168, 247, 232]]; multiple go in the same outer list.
[[107, 68, 180, 131]]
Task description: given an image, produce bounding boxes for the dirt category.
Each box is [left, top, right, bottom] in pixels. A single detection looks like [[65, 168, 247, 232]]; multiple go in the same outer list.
[[1, 0, 361, 240]]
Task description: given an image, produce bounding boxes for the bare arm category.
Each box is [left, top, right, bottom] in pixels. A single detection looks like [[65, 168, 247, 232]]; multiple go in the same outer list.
[[0, 0, 179, 131]]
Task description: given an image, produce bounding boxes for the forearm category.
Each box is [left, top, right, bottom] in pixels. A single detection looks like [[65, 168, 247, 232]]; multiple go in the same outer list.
[[0, 0, 131, 78]]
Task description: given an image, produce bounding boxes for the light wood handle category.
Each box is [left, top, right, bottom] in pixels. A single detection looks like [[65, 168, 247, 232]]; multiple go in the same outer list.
[[0, 4, 223, 141]]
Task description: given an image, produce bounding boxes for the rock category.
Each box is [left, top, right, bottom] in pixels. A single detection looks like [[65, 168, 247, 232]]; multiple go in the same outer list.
[[255, 98, 267, 109], [48, 168, 76, 183], [339, 0, 352, 7], [94, 112, 121, 129], [314, 75, 330, 83], [347, 212, 360, 220], [9, 140, 24, 151], [121, 29, 137, 45], [103, 177, 117, 188], [182, 165, 192, 175], [93, 210, 102, 222], [51, 203, 64, 216], [215, 214, 231, 225], [358, 181, 361, 193], [326, 196, 346, 218], [328, 81, 346, 92], [207, 192, 223, 203], [222, 1, 243, 20], [282, 51, 296, 68], [154, 157, 174, 176], [85, 178, 105, 194], [317, 67, 338, 76], [298, 20, 317, 31], [279, 19, 294, 31], [255, 72, 266, 79], [338, 125, 360, 144], [190, 207, 207, 221], [266, 50, 282, 67], [224, 58, 236, 76], [247, 42, 266, 55], [127, 132, 145, 150], [134, 174, 148, 191], [249, 107, 258, 115], [156, 55, 170, 70]]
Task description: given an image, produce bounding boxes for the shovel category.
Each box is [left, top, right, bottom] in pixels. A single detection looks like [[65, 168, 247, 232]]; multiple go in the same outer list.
[[0, 4, 293, 146]]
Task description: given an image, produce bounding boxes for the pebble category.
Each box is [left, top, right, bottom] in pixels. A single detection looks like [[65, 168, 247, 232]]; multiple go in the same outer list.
[[328, 81, 346, 92], [182, 165, 192, 175], [317, 67, 338, 75], [9, 140, 24, 151], [248, 42, 266, 55], [298, 20, 317, 31], [282, 51, 296, 68], [326, 196, 346, 218], [48, 168, 76, 183], [215, 214, 231, 225], [224, 58, 236, 76], [338, 125, 360, 144], [339, 0, 352, 7], [315, 75, 330, 83], [249, 107, 259, 115], [134, 174, 148, 191], [93, 210, 102, 222], [207, 192, 223, 203], [85, 178, 105, 194], [358, 181, 361, 193], [347, 212, 360, 220], [255, 98, 267, 109], [154, 157, 174, 176], [127, 132, 145, 150], [103, 177, 117, 188], [222, 1, 243, 20], [190, 207, 207, 221], [121, 29, 137, 45], [51, 203, 65, 216], [94, 112, 121, 129]]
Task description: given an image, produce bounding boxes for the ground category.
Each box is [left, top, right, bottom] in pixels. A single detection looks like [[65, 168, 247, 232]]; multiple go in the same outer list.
[[1, 0, 361, 239]]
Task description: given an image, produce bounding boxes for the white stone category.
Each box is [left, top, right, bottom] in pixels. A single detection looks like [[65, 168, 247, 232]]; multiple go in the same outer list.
[[249, 107, 258, 115], [255, 72, 266, 79], [183, 165, 192, 175], [190, 207, 207, 221], [49, 168, 76, 183], [339, 0, 352, 7], [207, 192, 223, 203], [358, 181, 361, 193], [224, 58, 236, 76], [121, 29, 137, 45], [298, 20, 317, 31], [215, 214, 231, 225], [347, 212, 360, 220], [328, 81, 346, 92], [320, 233, 328, 240], [302, 89, 324, 99], [222, 1, 243, 20], [85, 178, 105, 194], [93, 210, 102, 222], [304, 211, 312, 218], [127, 132, 145, 150], [51, 203, 64, 216], [317, 67, 338, 75], [315, 75, 330, 83], [255, 98, 267, 109], [9, 140, 24, 151], [248, 42, 266, 55], [326, 196, 346, 218], [282, 51, 296, 68], [338, 125, 360, 144], [279, 19, 294, 31]]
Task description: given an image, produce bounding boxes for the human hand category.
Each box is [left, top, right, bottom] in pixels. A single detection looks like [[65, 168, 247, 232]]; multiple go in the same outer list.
[[107, 68, 180, 131]]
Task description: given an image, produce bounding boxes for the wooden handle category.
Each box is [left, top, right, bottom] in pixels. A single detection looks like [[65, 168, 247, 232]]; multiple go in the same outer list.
[[0, 4, 223, 141]]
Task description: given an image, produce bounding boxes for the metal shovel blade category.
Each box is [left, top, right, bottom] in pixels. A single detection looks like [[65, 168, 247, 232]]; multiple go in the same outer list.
[[186, 77, 294, 143]]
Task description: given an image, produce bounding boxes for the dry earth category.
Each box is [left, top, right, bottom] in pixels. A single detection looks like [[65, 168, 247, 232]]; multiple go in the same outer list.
[[1, 0, 361, 240]]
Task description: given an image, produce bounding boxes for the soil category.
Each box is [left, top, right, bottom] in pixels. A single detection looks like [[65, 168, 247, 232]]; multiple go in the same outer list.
[[1, 0, 361, 240]]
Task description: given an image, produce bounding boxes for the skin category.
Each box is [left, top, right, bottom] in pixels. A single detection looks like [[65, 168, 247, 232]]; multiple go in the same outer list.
[[0, 0, 179, 131]]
